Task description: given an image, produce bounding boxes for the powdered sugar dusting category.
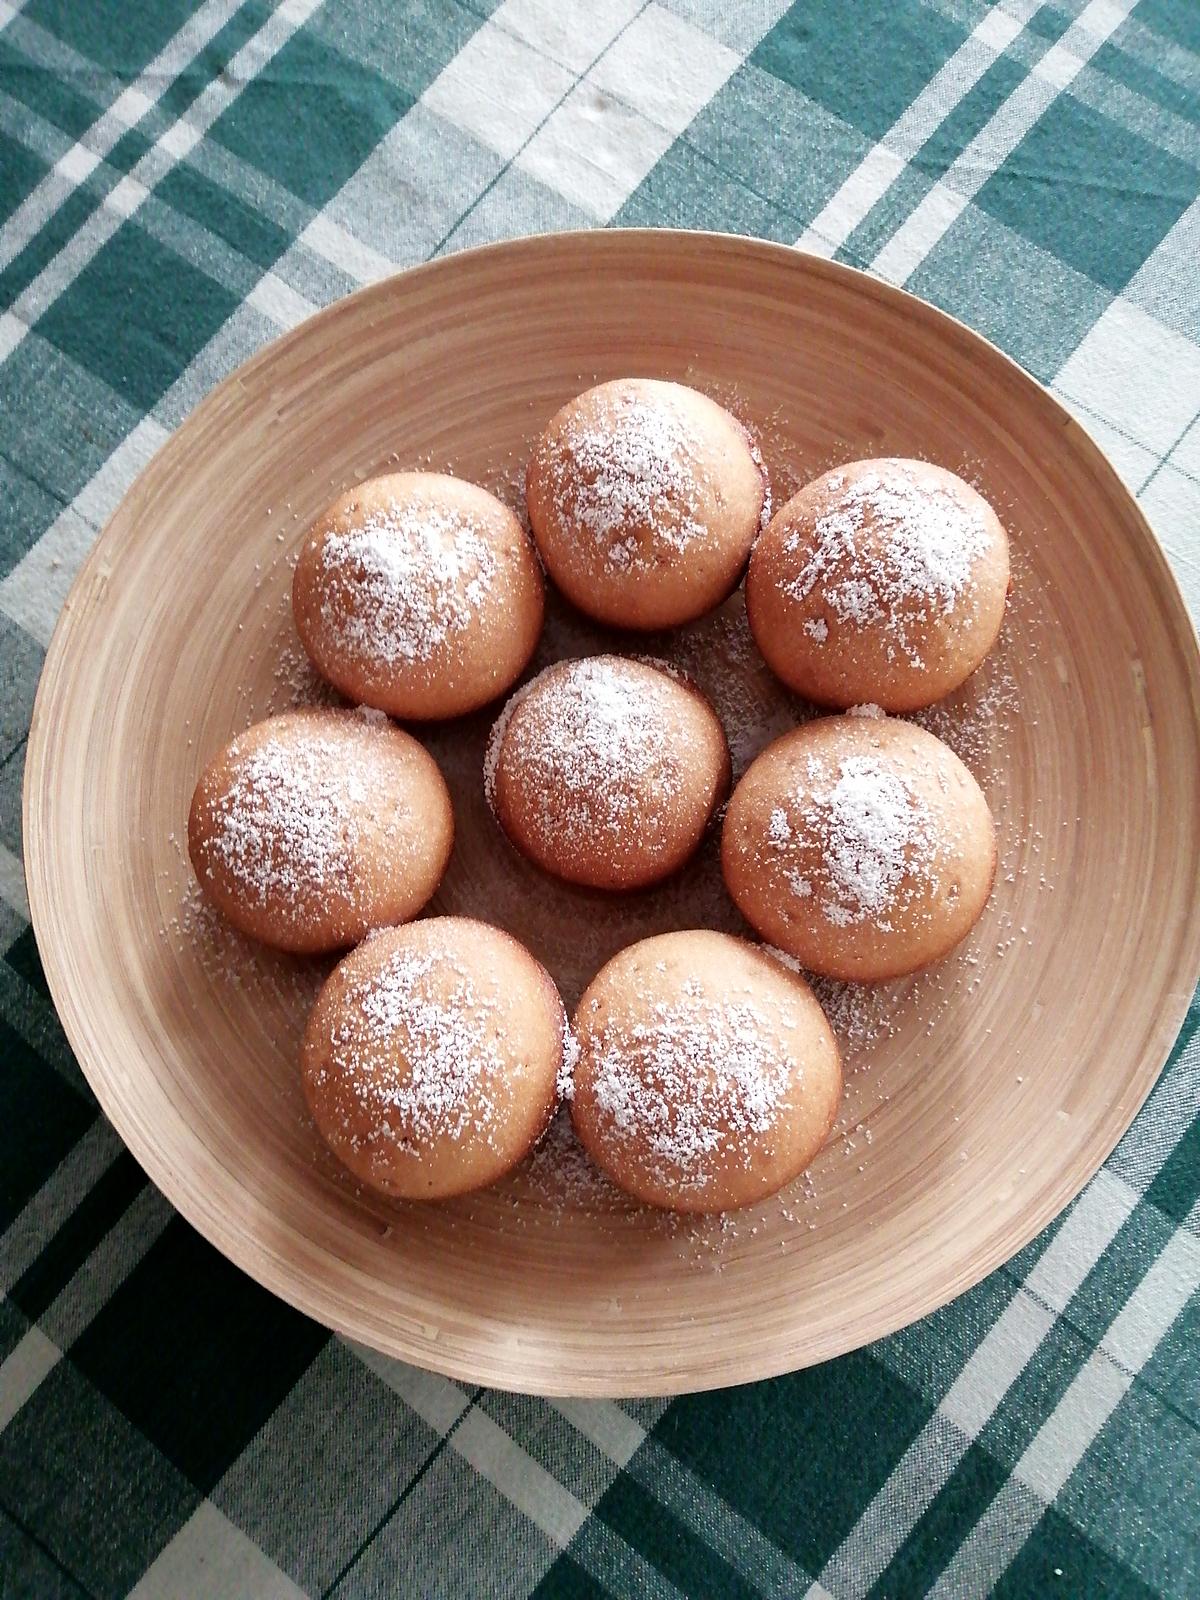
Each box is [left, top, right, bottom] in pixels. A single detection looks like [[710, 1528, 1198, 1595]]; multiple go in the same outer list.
[[206, 735, 363, 906], [520, 1109, 626, 1210], [268, 638, 340, 714], [173, 877, 326, 1014], [322, 942, 509, 1148], [770, 754, 935, 930], [546, 391, 710, 570], [811, 973, 913, 1056], [586, 994, 797, 1192], [664, 600, 808, 779], [558, 1025, 579, 1102], [316, 503, 498, 665], [915, 645, 1018, 770], [488, 657, 689, 855], [786, 464, 992, 666], [482, 674, 525, 812]]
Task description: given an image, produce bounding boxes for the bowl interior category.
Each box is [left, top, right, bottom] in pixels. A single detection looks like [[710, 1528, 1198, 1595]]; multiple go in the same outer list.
[[25, 232, 1200, 1395]]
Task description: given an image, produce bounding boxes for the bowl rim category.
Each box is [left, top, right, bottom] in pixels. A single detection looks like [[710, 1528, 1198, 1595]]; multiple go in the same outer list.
[[22, 227, 1200, 1395]]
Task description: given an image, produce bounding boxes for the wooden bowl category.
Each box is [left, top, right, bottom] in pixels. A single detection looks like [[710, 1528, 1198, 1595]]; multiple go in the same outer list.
[[24, 232, 1200, 1396]]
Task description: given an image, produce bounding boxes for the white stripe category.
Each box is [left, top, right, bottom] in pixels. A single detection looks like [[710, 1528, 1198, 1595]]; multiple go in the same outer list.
[[552, 1397, 646, 1467], [872, 0, 1138, 282], [41, 1184, 172, 1346], [797, 145, 907, 258], [422, 12, 577, 163], [550, 1398, 818, 1595], [54, 144, 101, 186], [1, 0, 324, 359], [932, 1227, 1200, 1596], [810, 1413, 965, 1600], [0, 308, 22, 362], [633, 1435, 816, 1598], [452, 1408, 589, 1546], [246, 271, 317, 331], [345, 1339, 470, 1434], [0, 1119, 125, 1293], [1014, 1352, 1129, 1502], [0, 411, 170, 643], [0, 1326, 61, 1431], [871, 181, 969, 283], [812, 1297, 1056, 1599], [1100, 1226, 1200, 1374], [930, 1479, 1044, 1600], [494, 0, 643, 76], [0, 0, 33, 32], [0, 0, 245, 272], [299, 211, 396, 285], [1024, 1168, 1138, 1310], [797, 0, 1035, 255], [0, 841, 28, 919], [0, 502, 98, 647], [940, 1290, 1056, 1437], [810, 1168, 1137, 1597], [570, 1514, 692, 1600], [129, 1501, 307, 1600], [73, 414, 171, 530]]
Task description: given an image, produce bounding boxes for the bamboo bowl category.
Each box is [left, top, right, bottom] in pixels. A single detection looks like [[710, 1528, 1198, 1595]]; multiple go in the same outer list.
[[24, 232, 1200, 1395]]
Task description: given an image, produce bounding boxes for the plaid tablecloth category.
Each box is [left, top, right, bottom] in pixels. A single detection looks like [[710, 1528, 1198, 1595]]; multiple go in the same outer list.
[[1, 2, 1198, 1596]]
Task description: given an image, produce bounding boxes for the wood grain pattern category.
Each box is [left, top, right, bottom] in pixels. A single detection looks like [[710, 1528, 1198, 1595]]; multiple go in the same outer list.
[[23, 232, 1200, 1396]]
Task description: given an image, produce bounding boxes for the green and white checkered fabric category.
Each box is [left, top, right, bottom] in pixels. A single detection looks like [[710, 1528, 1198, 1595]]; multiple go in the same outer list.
[[0, 1, 1197, 1595]]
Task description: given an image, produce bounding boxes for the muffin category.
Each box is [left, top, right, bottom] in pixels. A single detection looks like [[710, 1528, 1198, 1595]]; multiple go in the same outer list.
[[722, 712, 996, 981], [486, 655, 729, 890], [187, 707, 453, 953], [570, 930, 841, 1212], [302, 918, 565, 1199], [747, 458, 1009, 711], [293, 471, 544, 720], [526, 378, 765, 629]]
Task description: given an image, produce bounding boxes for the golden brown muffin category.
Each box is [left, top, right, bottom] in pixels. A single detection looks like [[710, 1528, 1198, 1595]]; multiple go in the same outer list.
[[293, 472, 544, 720], [302, 918, 565, 1199], [746, 458, 1009, 711], [485, 655, 730, 891], [187, 707, 452, 953], [722, 712, 996, 981], [569, 930, 841, 1212], [526, 378, 766, 629]]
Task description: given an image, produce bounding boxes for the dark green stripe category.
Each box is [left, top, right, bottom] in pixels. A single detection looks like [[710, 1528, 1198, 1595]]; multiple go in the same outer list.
[[36, 220, 242, 412], [654, 1352, 932, 1573], [753, 0, 969, 141], [594, 1474, 759, 1600], [0, 1017, 96, 1235], [868, 1436, 1009, 1600], [23, 0, 207, 79], [532, 1553, 614, 1600], [208, 26, 412, 209], [0, 37, 107, 142]]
